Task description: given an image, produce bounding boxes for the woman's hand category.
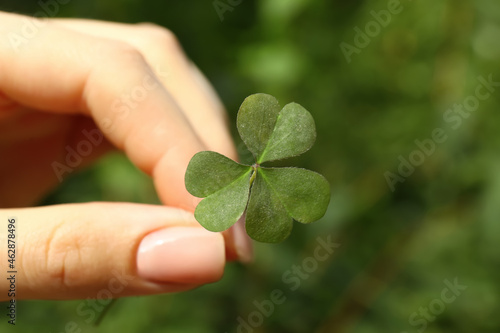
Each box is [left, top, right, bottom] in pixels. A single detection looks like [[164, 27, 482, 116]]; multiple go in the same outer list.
[[0, 12, 252, 300]]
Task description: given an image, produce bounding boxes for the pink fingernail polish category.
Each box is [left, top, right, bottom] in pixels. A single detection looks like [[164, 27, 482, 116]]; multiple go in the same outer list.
[[232, 217, 253, 263], [137, 227, 225, 284]]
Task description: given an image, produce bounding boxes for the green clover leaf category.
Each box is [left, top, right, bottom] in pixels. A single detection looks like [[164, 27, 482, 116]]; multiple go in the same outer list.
[[185, 93, 330, 243]]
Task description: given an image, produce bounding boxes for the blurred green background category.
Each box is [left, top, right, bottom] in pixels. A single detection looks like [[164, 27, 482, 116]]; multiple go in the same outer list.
[[2, 0, 500, 332]]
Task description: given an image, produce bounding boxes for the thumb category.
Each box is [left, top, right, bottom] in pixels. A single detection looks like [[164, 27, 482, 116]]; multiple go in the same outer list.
[[1, 203, 225, 300]]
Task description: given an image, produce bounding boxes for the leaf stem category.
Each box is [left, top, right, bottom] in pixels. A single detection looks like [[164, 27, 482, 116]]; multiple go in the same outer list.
[[93, 298, 117, 326], [249, 164, 259, 186]]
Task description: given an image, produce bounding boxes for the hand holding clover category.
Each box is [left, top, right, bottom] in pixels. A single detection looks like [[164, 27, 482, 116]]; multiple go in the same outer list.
[[185, 94, 331, 243]]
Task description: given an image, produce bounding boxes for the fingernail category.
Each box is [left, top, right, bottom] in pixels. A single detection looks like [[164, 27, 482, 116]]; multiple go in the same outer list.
[[232, 217, 253, 263], [137, 227, 225, 284]]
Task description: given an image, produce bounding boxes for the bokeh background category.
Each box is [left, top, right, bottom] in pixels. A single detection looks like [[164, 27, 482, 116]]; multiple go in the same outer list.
[[2, 0, 500, 332]]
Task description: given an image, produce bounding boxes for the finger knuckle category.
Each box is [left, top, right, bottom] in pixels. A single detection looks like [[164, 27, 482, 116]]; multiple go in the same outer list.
[[135, 22, 181, 51], [105, 40, 146, 65], [91, 40, 149, 79], [43, 223, 86, 289]]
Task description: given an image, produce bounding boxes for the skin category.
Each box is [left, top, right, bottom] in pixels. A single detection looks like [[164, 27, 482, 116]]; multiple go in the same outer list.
[[0, 12, 252, 300]]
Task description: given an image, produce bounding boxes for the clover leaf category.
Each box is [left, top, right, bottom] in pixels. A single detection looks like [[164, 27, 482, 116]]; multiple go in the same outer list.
[[185, 93, 330, 243]]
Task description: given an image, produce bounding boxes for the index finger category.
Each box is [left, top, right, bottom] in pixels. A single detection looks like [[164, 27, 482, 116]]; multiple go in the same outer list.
[[0, 12, 201, 210]]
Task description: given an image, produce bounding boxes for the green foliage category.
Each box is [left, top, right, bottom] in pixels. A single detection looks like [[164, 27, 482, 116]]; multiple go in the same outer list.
[[11, 1, 500, 332], [246, 167, 330, 242], [185, 93, 330, 242], [186, 151, 252, 232]]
